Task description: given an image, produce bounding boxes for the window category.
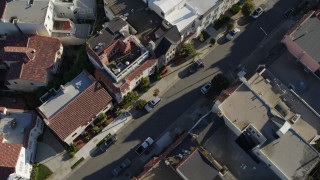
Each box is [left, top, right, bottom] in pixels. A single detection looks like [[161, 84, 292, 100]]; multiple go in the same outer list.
[[72, 133, 77, 137], [161, 12, 165, 17], [30, 83, 34, 85], [14, 82, 17, 84], [73, 10, 78, 14]]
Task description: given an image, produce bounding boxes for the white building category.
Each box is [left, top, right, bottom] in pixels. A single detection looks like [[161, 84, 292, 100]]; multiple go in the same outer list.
[[0, 0, 96, 45]]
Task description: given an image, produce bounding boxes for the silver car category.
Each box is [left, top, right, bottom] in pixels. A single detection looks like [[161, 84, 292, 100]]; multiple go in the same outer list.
[[201, 82, 212, 94]]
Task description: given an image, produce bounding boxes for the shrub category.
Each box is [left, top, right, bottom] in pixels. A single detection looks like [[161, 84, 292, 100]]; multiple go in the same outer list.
[[98, 113, 106, 120], [31, 164, 52, 180], [198, 33, 204, 42], [213, 14, 231, 30], [92, 126, 101, 134], [179, 42, 196, 57], [68, 151, 75, 158], [136, 100, 147, 110], [226, 21, 235, 32], [241, 0, 255, 17], [139, 77, 151, 92], [121, 91, 139, 109], [210, 38, 216, 45], [230, 4, 241, 14], [85, 134, 91, 142], [153, 89, 160, 96]]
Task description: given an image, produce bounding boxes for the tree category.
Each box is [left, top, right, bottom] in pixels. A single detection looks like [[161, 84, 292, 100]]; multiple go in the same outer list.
[[136, 99, 147, 110], [211, 74, 230, 92], [241, 0, 255, 17], [139, 77, 151, 92], [92, 126, 101, 134], [179, 43, 196, 57], [121, 91, 139, 109], [226, 21, 235, 32], [98, 113, 106, 120], [210, 38, 216, 46], [230, 4, 241, 15]]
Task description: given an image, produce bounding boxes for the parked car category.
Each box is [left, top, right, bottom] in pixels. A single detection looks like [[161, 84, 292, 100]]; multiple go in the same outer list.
[[99, 134, 117, 152], [188, 60, 204, 74], [111, 158, 132, 177], [201, 82, 212, 94], [145, 96, 161, 112], [135, 137, 154, 156], [251, 7, 264, 19], [226, 28, 240, 41], [283, 7, 295, 18]]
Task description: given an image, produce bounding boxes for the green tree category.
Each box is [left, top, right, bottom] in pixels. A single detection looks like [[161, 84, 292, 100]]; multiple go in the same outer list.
[[230, 4, 241, 15], [136, 99, 147, 110], [226, 21, 235, 32], [210, 38, 216, 46], [139, 77, 151, 92], [92, 126, 101, 134], [98, 113, 106, 120], [241, 0, 255, 17], [179, 43, 196, 57], [211, 74, 230, 92], [121, 91, 139, 109]]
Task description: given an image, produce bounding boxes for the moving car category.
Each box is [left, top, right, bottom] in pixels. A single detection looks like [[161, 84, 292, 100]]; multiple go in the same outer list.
[[201, 82, 212, 94], [226, 28, 240, 41], [251, 7, 264, 19], [99, 134, 117, 152], [135, 137, 154, 156], [188, 60, 204, 74], [144, 96, 161, 112], [111, 158, 132, 177]]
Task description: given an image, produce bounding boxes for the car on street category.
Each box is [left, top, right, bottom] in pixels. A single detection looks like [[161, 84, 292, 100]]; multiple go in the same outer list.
[[111, 158, 131, 177], [188, 60, 204, 74], [99, 134, 117, 152], [251, 6, 264, 19], [226, 28, 240, 41], [135, 137, 154, 156], [145, 96, 161, 112], [283, 7, 296, 18], [201, 82, 212, 94]]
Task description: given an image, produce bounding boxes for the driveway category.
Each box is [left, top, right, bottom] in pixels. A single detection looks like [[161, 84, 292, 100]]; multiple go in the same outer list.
[[35, 129, 67, 172]]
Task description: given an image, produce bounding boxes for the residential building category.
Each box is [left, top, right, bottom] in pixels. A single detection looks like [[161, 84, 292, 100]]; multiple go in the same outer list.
[[0, 107, 44, 180], [37, 70, 113, 145], [0, 35, 63, 92], [211, 68, 320, 179], [282, 10, 320, 78], [86, 17, 157, 102], [143, 0, 239, 39], [152, 25, 181, 66], [0, 0, 96, 45]]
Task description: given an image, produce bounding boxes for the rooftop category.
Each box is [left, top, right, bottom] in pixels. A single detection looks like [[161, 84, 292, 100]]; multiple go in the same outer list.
[[38, 71, 113, 140], [291, 12, 320, 63], [151, 0, 185, 15], [176, 149, 221, 180], [0, 35, 61, 83], [2, 0, 49, 24], [165, 5, 197, 33], [0, 110, 33, 144], [260, 129, 319, 179], [0, 136, 22, 180], [186, 0, 219, 15], [38, 71, 94, 119]]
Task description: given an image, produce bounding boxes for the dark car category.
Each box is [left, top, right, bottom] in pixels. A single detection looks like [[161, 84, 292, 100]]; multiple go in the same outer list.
[[99, 134, 117, 152], [188, 60, 204, 74], [111, 158, 132, 177], [284, 7, 295, 18]]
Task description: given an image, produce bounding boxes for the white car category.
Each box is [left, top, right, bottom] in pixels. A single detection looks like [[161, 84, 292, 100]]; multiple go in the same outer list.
[[226, 28, 240, 41], [251, 7, 264, 19], [144, 96, 161, 112], [201, 82, 212, 94]]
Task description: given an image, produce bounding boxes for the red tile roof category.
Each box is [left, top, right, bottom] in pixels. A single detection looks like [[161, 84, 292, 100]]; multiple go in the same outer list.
[[125, 58, 157, 81], [0, 137, 22, 180], [46, 81, 112, 140], [94, 70, 120, 94], [0, 35, 61, 83]]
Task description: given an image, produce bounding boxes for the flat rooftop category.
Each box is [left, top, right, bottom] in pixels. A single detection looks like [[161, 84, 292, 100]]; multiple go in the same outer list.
[[261, 129, 319, 179], [0, 110, 33, 144], [203, 125, 279, 179], [177, 149, 221, 180], [268, 52, 320, 142], [38, 71, 93, 119], [292, 14, 320, 63], [165, 5, 197, 33], [3, 0, 49, 24], [186, 0, 219, 15]]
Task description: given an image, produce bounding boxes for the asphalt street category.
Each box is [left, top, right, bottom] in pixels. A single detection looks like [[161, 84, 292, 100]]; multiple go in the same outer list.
[[67, 0, 300, 179]]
